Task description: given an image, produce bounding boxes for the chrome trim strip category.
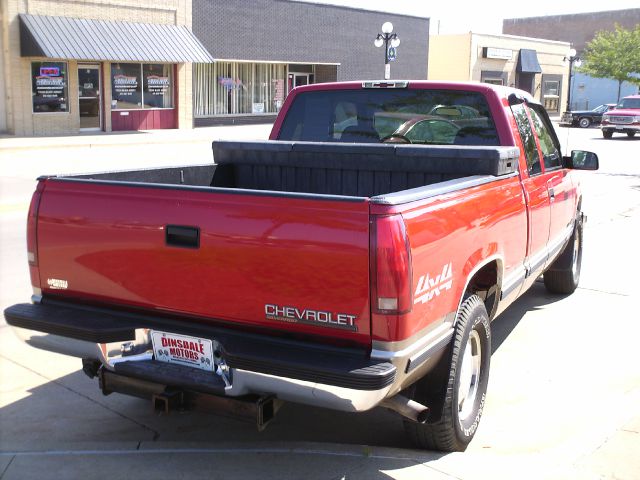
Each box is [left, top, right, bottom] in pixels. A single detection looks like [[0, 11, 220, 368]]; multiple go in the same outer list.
[[525, 222, 574, 277], [501, 265, 526, 299], [371, 314, 455, 361], [405, 327, 454, 373]]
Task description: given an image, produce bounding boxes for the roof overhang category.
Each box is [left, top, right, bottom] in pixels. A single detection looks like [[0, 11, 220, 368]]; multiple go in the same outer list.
[[19, 14, 214, 63], [516, 49, 542, 74]]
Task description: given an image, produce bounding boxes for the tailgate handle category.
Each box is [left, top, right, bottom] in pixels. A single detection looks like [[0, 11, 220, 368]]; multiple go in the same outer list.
[[166, 225, 200, 249]]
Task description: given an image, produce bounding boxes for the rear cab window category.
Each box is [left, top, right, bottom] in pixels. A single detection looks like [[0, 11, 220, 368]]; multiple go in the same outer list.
[[278, 88, 500, 146]]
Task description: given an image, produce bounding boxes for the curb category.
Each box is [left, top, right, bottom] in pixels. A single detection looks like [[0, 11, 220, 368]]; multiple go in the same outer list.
[[0, 124, 274, 152]]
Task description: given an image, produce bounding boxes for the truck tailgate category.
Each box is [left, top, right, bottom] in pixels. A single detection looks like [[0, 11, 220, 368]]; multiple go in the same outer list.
[[35, 180, 372, 344]]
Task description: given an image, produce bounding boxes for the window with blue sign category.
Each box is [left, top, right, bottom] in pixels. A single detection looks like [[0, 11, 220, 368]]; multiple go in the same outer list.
[[31, 62, 68, 113]]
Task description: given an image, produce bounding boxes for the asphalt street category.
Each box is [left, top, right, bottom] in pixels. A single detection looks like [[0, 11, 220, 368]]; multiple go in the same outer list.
[[0, 124, 639, 479]]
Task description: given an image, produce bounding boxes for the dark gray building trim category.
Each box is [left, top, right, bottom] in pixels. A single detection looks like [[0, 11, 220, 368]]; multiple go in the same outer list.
[[19, 14, 214, 63], [195, 115, 278, 127], [516, 49, 542, 74]]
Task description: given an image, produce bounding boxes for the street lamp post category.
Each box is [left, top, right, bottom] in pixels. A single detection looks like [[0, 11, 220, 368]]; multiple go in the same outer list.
[[374, 22, 400, 80], [564, 48, 582, 112]]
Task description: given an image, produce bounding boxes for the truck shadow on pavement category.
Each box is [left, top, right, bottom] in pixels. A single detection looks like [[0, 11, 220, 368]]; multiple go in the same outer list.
[[0, 282, 568, 477], [490, 281, 566, 354]]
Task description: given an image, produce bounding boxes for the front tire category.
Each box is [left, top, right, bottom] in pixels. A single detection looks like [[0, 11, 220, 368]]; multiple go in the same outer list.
[[602, 130, 613, 139], [578, 117, 591, 128], [404, 295, 491, 452], [627, 132, 636, 138], [544, 216, 583, 294]]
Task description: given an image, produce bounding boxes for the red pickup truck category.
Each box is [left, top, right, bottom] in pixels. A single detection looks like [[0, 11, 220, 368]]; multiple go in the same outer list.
[[5, 81, 598, 452]]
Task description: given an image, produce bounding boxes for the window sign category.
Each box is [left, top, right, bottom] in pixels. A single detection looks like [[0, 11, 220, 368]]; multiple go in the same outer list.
[[40, 66, 60, 76], [32, 62, 68, 113], [143, 64, 173, 108], [483, 48, 513, 60], [218, 77, 243, 90], [111, 64, 142, 109], [111, 63, 173, 110], [273, 79, 285, 102]]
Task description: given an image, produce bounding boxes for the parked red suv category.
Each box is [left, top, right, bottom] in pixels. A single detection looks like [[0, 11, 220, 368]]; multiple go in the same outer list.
[[601, 95, 640, 138]]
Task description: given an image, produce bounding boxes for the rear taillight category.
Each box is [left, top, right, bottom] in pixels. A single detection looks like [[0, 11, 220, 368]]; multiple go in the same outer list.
[[371, 214, 413, 314], [27, 182, 45, 269]]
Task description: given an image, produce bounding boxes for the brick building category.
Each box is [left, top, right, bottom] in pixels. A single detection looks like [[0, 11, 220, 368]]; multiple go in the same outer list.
[[1, 0, 212, 136], [503, 9, 640, 54], [192, 0, 430, 126], [1, 0, 430, 134], [503, 9, 640, 109]]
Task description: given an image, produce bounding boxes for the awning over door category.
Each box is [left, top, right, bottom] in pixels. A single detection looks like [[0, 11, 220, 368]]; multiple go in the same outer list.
[[516, 49, 542, 74], [19, 14, 214, 63]]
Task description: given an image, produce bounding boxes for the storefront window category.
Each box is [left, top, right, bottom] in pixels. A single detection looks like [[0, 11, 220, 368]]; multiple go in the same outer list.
[[542, 78, 561, 113], [143, 64, 173, 108], [31, 62, 68, 113], [111, 63, 173, 110], [194, 62, 286, 116], [111, 63, 142, 109]]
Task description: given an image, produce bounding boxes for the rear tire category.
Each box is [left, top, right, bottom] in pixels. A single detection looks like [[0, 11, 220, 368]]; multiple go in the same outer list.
[[602, 130, 613, 139], [578, 117, 591, 128], [544, 216, 583, 294], [403, 295, 491, 452]]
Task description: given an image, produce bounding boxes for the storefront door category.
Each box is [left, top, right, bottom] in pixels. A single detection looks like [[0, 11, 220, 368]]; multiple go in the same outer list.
[[293, 74, 308, 87], [78, 64, 102, 130]]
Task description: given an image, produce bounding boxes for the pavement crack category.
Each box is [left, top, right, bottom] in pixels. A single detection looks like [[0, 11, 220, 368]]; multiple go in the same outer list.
[[0, 455, 15, 479], [0, 354, 160, 441], [577, 287, 629, 297], [409, 458, 463, 480]]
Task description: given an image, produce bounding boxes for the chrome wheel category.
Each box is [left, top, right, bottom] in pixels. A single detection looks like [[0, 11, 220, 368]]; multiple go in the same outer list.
[[458, 330, 482, 421]]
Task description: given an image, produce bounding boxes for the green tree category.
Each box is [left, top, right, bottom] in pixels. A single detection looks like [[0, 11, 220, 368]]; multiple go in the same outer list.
[[579, 24, 640, 102]]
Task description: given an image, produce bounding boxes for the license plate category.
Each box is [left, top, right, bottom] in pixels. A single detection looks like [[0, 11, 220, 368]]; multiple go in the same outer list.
[[615, 125, 625, 129], [151, 330, 214, 372]]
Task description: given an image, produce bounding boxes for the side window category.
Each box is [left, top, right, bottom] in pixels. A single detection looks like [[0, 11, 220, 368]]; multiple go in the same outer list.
[[511, 104, 541, 175], [528, 105, 561, 169]]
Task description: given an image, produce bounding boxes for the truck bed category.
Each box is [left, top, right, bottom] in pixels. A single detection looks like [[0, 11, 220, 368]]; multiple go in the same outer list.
[[69, 141, 519, 200]]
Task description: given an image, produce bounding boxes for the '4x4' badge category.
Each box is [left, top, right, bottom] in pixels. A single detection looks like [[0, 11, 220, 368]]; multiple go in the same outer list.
[[414, 263, 453, 304]]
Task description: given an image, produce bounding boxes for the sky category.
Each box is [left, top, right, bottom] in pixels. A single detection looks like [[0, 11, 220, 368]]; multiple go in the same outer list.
[[300, 0, 639, 34]]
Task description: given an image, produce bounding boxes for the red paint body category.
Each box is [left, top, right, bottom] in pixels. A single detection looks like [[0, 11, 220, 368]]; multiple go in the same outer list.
[[31, 81, 581, 348]]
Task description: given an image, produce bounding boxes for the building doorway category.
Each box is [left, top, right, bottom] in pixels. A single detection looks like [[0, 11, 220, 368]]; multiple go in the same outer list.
[[288, 72, 315, 93], [78, 64, 102, 131], [516, 73, 535, 95]]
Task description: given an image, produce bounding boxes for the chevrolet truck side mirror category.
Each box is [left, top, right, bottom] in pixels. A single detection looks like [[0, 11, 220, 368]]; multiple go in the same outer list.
[[564, 150, 599, 170]]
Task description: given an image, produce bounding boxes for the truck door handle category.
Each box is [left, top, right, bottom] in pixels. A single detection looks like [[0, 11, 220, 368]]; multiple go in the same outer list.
[[549, 187, 555, 199], [166, 225, 200, 249]]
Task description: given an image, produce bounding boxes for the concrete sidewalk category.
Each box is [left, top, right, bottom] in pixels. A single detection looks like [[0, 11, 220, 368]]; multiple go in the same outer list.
[[0, 124, 274, 151]]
